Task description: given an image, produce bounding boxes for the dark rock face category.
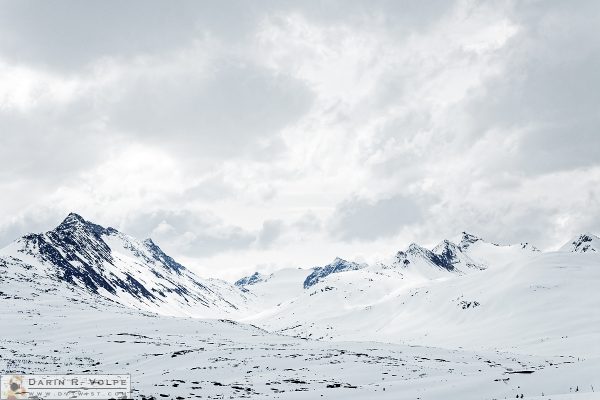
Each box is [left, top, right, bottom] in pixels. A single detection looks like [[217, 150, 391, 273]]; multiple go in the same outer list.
[[143, 238, 186, 274], [395, 244, 455, 272], [393, 237, 487, 273], [235, 272, 266, 287], [13, 213, 242, 312], [568, 234, 598, 253], [434, 240, 484, 270], [458, 232, 483, 250], [304, 258, 364, 289], [19, 213, 123, 296]]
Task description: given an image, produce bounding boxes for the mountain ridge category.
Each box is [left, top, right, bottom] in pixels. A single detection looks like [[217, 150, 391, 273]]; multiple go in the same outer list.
[[559, 232, 600, 253], [1, 212, 250, 318], [2, 212, 598, 328]]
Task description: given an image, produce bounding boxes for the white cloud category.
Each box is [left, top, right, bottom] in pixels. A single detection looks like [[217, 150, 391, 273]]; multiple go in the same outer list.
[[1, 1, 599, 279]]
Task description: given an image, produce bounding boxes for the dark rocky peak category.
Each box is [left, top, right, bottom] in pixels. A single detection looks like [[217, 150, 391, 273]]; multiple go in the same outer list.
[[330, 257, 350, 267], [395, 243, 456, 272], [434, 240, 461, 259], [458, 232, 483, 250], [561, 233, 600, 253], [235, 272, 267, 287], [9, 213, 237, 311], [143, 238, 186, 274], [406, 243, 431, 256], [54, 212, 113, 238], [395, 243, 434, 263], [14, 213, 117, 296], [303, 257, 364, 289], [394, 250, 410, 266], [433, 239, 485, 270], [61, 212, 86, 225]]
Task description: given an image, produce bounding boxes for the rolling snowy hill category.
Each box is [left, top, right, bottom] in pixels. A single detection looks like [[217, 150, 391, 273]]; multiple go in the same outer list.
[[238, 232, 600, 358]]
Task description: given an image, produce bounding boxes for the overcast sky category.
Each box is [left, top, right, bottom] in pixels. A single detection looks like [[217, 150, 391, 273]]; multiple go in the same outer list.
[[1, 0, 599, 280]]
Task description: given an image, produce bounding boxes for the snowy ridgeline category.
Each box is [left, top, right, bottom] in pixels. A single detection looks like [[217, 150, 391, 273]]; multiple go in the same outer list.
[[0, 213, 599, 399]]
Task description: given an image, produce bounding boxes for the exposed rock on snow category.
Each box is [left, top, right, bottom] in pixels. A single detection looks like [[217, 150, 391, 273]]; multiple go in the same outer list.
[[560, 233, 600, 253], [303, 257, 365, 288]]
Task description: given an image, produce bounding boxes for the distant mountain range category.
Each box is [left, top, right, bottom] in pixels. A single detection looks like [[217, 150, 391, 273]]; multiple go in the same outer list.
[[1, 212, 599, 350]]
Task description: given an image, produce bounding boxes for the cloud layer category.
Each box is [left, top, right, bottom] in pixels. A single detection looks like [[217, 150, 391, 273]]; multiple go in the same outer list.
[[1, 1, 599, 279]]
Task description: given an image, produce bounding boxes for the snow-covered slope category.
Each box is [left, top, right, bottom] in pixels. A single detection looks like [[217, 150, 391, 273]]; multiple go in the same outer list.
[[560, 233, 600, 253], [236, 267, 313, 318], [236, 232, 538, 310], [257, 250, 600, 356], [238, 233, 539, 341], [0, 213, 250, 317], [1, 253, 597, 399], [377, 232, 537, 278], [455, 232, 540, 268], [244, 234, 600, 357], [1, 218, 599, 399]]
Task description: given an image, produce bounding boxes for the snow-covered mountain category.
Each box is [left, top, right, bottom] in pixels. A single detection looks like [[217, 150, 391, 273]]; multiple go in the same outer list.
[[251, 248, 600, 354], [1, 216, 599, 398], [240, 232, 588, 350], [235, 271, 268, 287], [371, 232, 539, 279], [560, 232, 600, 253], [0, 213, 250, 317], [303, 257, 366, 288]]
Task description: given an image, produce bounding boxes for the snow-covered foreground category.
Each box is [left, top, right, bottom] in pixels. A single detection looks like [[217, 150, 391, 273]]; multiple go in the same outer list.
[[1, 256, 597, 400], [1, 214, 599, 399]]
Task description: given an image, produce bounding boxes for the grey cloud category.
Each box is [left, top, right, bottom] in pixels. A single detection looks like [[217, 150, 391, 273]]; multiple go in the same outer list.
[[293, 212, 322, 232], [122, 210, 255, 257], [0, 210, 61, 247], [256, 219, 284, 248], [466, 0, 600, 175], [0, 0, 457, 73], [360, 112, 434, 178], [110, 60, 313, 158], [183, 176, 235, 202], [292, 0, 454, 34], [2, 0, 600, 269], [0, 108, 109, 182], [0, 54, 313, 192], [330, 194, 424, 241], [0, 0, 270, 71]]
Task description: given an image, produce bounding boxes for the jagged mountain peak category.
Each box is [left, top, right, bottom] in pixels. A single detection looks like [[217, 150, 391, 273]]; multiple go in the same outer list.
[[432, 239, 459, 254], [62, 211, 86, 224], [331, 256, 351, 266], [394, 243, 456, 273], [57, 212, 96, 229], [407, 243, 427, 253], [560, 232, 600, 253], [143, 237, 157, 247], [52, 214, 183, 272], [4, 213, 248, 317], [235, 272, 268, 287], [458, 232, 483, 249], [303, 257, 364, 289], [142, 237, 186, 274], [54, 212, 120, 240], [390, 236, 492, 274]]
